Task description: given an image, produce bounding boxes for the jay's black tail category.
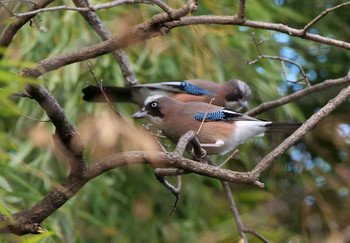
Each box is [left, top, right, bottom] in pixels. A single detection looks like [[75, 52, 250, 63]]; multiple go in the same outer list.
[[265, 122, 302, 133], [82, 85, 132, 103]]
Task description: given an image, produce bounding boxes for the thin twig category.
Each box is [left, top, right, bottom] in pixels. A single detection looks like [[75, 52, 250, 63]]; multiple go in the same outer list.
[[142, 123, 169, 152], [280, 60, 305, 85], [1, 0, 37, 5], [1, 98, 51, 122], [221, 180, 248, 243], [301, 2, 350, 35], [0, 1, 16, 16], [145, 122, 183, 215], [208, 158, 268, 243], [42, 74, 51, 93], [196, 98, 215, 135], [17, 112, 51, 122], [243, 228, 269, 243], [12, 92, 33, 99], [87, 63, 128, 120], [14, 0, 174, 17], [219, 149, 239, 168], [247, 32, 310, 86], [154, 172, 182, 215]]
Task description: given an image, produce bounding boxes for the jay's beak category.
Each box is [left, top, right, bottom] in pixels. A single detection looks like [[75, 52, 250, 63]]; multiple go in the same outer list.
[[131, 109, 148, 119], [239, 99, 249, 110]]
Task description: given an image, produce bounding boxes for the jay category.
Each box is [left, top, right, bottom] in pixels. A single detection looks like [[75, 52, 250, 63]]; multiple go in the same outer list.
[[82, 79, 251, 111], [131, 95, 302, 155]]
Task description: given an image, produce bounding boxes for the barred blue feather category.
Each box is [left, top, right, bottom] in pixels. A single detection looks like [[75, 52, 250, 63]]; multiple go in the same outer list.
[[193, 109, 243, 121], [180, 82, 215, 95], [193, 111, 226, 121]]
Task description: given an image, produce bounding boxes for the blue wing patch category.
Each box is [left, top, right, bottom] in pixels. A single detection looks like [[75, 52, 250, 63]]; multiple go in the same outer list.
[[180, 82, 215, 96], [193, 110, 242, 121]]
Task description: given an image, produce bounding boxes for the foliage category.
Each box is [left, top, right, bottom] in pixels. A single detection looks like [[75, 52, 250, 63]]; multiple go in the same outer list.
[[0, 0, 350, 242]]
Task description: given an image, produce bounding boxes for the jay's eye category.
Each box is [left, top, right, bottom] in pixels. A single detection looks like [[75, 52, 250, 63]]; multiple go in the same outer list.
[[150, 102, 158, 108], [234, 88, 239, 94]]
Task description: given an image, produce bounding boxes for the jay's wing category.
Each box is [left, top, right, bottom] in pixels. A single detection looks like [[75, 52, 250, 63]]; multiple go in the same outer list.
[[133, 82, 215, 96], [192, 109, 260, 122]]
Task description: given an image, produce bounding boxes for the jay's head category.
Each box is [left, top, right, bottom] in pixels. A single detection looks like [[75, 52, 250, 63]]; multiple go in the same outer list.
[[131, 95, 171, 126], [223, 79, 251, 111]]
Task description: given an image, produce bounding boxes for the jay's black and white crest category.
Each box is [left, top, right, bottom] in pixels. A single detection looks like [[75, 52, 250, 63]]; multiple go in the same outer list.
[[82, 79, 251, 111], [132, 95, 302, 155]]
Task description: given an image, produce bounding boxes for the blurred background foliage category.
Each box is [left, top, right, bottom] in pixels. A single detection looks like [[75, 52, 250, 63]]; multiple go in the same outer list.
[[0, 0, 350, 242]]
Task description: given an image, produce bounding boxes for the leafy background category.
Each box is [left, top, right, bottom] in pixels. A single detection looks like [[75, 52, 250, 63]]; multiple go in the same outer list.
[[1, 0, 350, 242]]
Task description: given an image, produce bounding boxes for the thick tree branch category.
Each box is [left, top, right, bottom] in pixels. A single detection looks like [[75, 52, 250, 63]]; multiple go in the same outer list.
[[19, 0, 198, 78], [16, 3, 348, 79], [24, 85, 86, 175], [0, 133, 264, 235], [153, 168, 187, 176], [252, 81, 350, 177], [72, 0, 138, 86], [173, 130, 204, 158], [246, 72, 350, 117], [236, 0, 246, 20]]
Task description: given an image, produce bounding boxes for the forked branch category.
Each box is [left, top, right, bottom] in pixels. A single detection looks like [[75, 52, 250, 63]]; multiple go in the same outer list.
[[246, 71, 350, 117], [301, 2, 350, 35], [247, 32, 310, 86], [252, 82, 350, 177]]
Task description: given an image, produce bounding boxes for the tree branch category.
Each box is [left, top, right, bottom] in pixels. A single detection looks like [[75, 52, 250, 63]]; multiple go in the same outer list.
[[72, 0, 138, 86], [0, 0, 54, 58], [15, 3, 348, 80], [301, 2, 350, 35], [24, 85, 86, 175], [246, 71, 350, 117], [206, 157, 270, 242], [206, 158, 248, 242], [164, 16, 350, 50], [4, 1, 349, 239], [18, 0, 198, 78], [0, 135, 263, 235], [14, 0, 174, 18], [247, 32, 310, 86], [236, 0, 246, 20], [155, 174, 182, 215], [173, 130, 204, 159], [252, 81, 350, 177], [1, 0, 38, 4]]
